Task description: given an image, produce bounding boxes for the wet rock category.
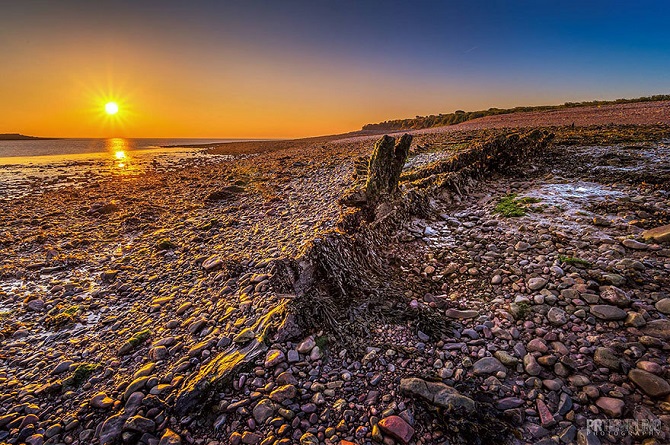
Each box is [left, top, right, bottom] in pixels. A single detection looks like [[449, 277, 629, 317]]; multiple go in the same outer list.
[[596, 397, 625, 417], [622, 239, 648, 250], [123, 415, 155, 433], [642, 224, 670, 242], [524, 354, 541, 376], [473, 357, 506, 375], [400, 378, 475, 413], [655, 298, 670, 315], [628, 369, 670, 398], [641, 319, 670, 339], [378, 415, 415, 444], [253, 399, 275, 424], [264, 349, 285, 367], [594, 347, 620, 370], [90, 393, 115, 409], [158, 429, 182, 445], [536, 399, 556, 427], [590, 305, 627, 320]]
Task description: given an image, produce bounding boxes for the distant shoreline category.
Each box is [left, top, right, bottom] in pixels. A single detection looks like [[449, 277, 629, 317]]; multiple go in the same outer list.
[[0, 133, 59, 141]]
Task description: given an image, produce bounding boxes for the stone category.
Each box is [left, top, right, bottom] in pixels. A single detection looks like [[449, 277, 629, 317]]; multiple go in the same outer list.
[[252, 399, 275, 424], [527, 338, 548, 353], [241, 432, 262, 444], [524, 354, 541, 376], [593, 347, 620, 370], [299, 432, 319, 445], [296, 336, 316, 354], [99, 413, 126, 445], [641, 319, 670, 339], [269, 384, 297, 403], [158, 429, 182, 445], [622, 239, 648, 250], [378, 415, 414, 444], [264, 349, 285, 367], [655, 298, 670, 315], [599, 286, 630, 307], [642, 224, 670, 243], [536, 399, 556, 427], [400, 378, 475, 413], [496, 397, 525, 410], [90, 393, 115, 409], [528, 277, 548, 291], [123, 415, 155, 433], [547, 307, 568, 326], [123, 376, 148, 401], [628, 369, 670, 398], [494, 350, 518, 366], [473, 357, 506, 375], [590, 305, 627, 320], [445, 309, 479, 319], [596, 397, 625, 417]]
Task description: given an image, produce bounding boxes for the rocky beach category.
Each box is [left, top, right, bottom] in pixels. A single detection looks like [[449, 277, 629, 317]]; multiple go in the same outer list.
[[1, 102, 670, 445]]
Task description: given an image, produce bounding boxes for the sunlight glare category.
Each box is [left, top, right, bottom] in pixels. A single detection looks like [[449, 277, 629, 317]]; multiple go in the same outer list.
[[105, 102, 119, 115]]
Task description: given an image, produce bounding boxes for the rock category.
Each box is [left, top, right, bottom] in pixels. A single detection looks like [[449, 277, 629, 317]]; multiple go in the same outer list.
[[26, 299, 44, 311], [547, 307, 568, 326], [628, 369, 670, 398], [269, 384, 297, 403], [296, 336, 316, 354], [252, 399, 275, 424], [444, 308, 479, 319], [123, 415, 155, 433], [524, 354, 541, 376], [378, 415, 415, 444], [494, 350, 518, 366], [622, 239, 648, 250], [528, 277, 548, 291], [496, 397, 525, 410], [527, 338, 548, 353], [642, 224, 670, 243], [99, 413, 126, 445], [595, 397, 625, 417], [400, 378, 475, 413], [123, 376, 148, 400], [51, 360, 73, 375], [515, 241, 531, 251], [473, 357, 506, 375], [202, 255, 223, 271], [241, 431, 262, 444], [599, 286, 630, 307], [158, 429, 182, 445], [590, 305, 627, 320], [299, 432, 319, 445], [625, 312, 646, 327], [264, 349, 285, 367], [641, 319, 670, 339], [90, 393, 115, 409], [655, 298, 670, 315], [593, 347, 620, 370], [536, 399, 556, 427]]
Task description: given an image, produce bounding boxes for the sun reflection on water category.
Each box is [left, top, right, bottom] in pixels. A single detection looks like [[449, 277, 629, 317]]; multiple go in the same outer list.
[[105, 138, 134, 172]]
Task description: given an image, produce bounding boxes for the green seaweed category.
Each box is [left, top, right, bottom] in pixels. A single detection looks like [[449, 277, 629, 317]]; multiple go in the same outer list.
[[559, 255, 592, 268], [64, 363, 100, 387]]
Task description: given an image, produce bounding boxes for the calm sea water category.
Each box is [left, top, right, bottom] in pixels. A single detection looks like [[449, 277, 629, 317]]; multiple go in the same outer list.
[[0, 138, 256, 199], [0, 138, 244, 161]]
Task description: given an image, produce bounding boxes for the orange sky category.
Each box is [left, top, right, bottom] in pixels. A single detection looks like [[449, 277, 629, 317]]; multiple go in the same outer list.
[[1, 2, 667, 138]]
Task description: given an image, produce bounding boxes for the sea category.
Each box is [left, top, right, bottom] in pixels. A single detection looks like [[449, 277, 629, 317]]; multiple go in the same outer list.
[[0, 138, 253, 199]]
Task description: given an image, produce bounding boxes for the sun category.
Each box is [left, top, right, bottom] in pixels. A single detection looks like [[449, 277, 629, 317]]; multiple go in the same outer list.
[[105, 102, 119, 115]]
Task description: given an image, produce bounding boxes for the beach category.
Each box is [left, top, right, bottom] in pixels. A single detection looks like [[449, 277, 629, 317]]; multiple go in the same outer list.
[[1, 102, 670, 445]]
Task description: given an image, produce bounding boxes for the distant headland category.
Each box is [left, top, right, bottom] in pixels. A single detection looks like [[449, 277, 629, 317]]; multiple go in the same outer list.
[[0, 133, 57, 140]]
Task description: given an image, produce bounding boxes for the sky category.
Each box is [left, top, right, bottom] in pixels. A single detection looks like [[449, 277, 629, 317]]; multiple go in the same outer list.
[[0, 0, 669, 138]]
